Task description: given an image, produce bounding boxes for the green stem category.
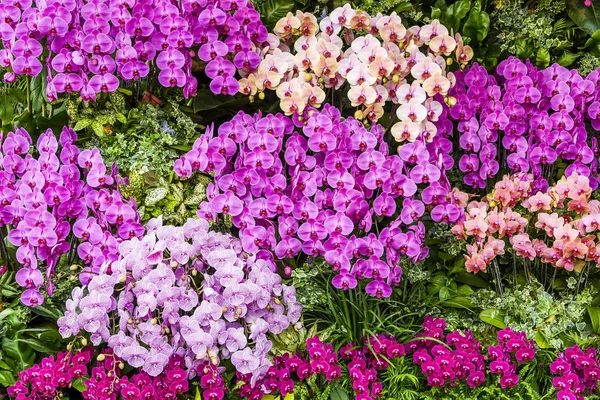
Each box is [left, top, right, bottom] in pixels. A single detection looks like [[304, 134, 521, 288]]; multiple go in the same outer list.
[[26, 76, 32, 114]]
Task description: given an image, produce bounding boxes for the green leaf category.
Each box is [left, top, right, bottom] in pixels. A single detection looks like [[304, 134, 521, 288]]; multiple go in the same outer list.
[[440, 296, 474, 309], [587, 306, 600, 334], [15, 337, 60, 354], [535, 47, 551, 68], [257, 0, 295, 32], [116, 113, 127, 124], [479, 309, 507, 329], [31, 304, 63, 321], [91, 120, 105, 137], [462, 1, 489, 44], [450, 0, 471, 19], [72, 378, 87, 392], [0, 370, 15, 387], [455, 272, 489, 288], [534, 331, 551, 349], [431, 7, 442, 20], [557, 51, 582, 66], [427, 275, 447, 295], [330, 386, 350, 400], [74, 119, 92, 131], [0, 360, 12, 370], [30, 72, 47, 114], [439, 286, 452, 301], [145, 187, 169, 206], [195, 387, 202, 400], [456, 285, 474, 296], [567, 0, 600, 35], [2, 337, 35, 371]]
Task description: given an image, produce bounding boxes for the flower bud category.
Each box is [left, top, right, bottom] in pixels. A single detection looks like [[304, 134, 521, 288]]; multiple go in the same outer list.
[[128, 318, 134, 324], [305, 73, 313, 82], [151, 318, 158, 325], [70, 265, 79, 271], [354, 110, 363, 120], [97, 354, 106, 361], [249, 95, 255, 103], [222, 306, 228, 313], [170, 261, 178, 268], [0, 265, 6, 275], [66, 343, 72, 351], [119, 362, 125, 370], [274, 298, 281, 305], [258, 92, 265, 100], [118, 275, 127, 283], [284, 266, 292, 276], [295, 322, 304, 330], [81, 338, 88, 346], [191, 269, 198, 276], [444, 96, 457, 107], [447, 57, 453, 66], [392, 74, 400, 83]]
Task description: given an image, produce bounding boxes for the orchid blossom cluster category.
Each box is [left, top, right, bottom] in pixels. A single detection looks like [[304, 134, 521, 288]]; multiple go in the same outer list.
[[340, 334, 405, 400], [487, 328, 536, 389], [407, 317, 535, 390], [551, 345, 600, 400], [57, 216, 301, 387], [238, 5, 472, 132], [174, 106, 467, 297], [0, 0, 269, 100], [453, 172, 600, 274], [0, 126, 142, 307], [238, 335, 341, 400], [7, 347, 191, 400], [449, 57, 600, 191], [407, 316, 487, 389]]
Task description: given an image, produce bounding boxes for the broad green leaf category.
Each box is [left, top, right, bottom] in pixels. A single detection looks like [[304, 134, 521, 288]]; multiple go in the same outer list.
[[536, 47, 551, 68], [116, 113, 127, 124], [455, 272, 489, 288], [2, 337, 35, 371], [195, 387, 201, 400], [588, 306, 600, 334], [427, 275, 447, 295], [0, 370, 15, 387], [441, 296, 474, 309], [557, 51, 582, 67], [16, 337, 61, 354], [330, 386, 350, 400], [31, 304, 64, 320], [535, 331, 551, 349], [479, 309, 507, 329], [439, 286, 452, 301], [450, 0, 471, 19], [431, 7, 442, 20], [258, 0, 295, 32], [30, 72, 47, 114], [462, 1, 489, 44], [72, 378, 87, 392], [192, 90, 249, 112], [567, 0, 600, 35], [457, 285, 474, 296]]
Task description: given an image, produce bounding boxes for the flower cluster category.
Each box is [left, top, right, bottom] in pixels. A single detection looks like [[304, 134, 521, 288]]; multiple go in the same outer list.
[[0, 0, 268, 99], [0, 126, 142, 306], [175, 106, 467, 297], [488, 328, 536, 389], [240, 4, 472, 138], [84, 353, 188, 400], [407, 317, 536, 390], [407, 316, 486, 388], [340, 335, 405, 400], [195, 361, 227, 400], [57, 217, 301, 385], [239, 336, 340, 400], [8, 346, 191, 400], [453, 172, 600, 273], [449, 58, 600, 191], [551, 345, 600, 400], [7, 346, 95, 399]]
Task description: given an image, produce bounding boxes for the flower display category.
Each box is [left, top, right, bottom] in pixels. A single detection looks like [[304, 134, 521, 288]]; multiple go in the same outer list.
[[0, 0, 269, 99], [57, 216, 301, 386], [237, 5, 472, 142], [453, 172, 600, 274], [551, 345, 600, 400], [174, 106, 467, 297], [0, 126, 142, 306], [449, 57, 600, 191], [7, 347, 191, 400], [407, 317, 535, 390]]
